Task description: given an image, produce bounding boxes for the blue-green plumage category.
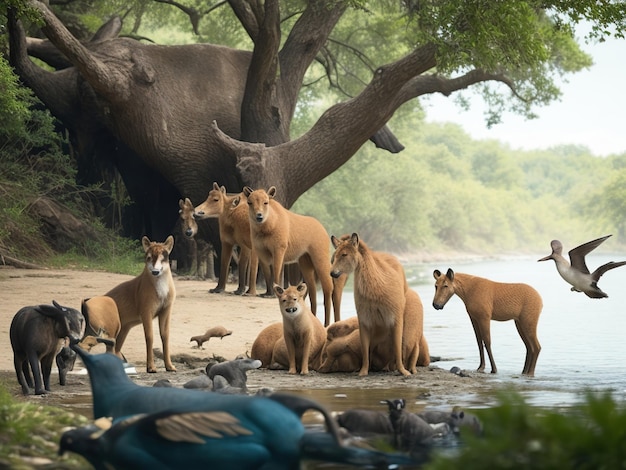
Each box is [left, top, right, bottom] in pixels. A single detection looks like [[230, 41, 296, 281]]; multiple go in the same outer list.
[[63, 343, 419, 469]]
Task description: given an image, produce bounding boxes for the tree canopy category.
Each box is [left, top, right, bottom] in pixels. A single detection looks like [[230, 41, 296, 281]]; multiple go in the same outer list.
[[2, 0, 626, 259]]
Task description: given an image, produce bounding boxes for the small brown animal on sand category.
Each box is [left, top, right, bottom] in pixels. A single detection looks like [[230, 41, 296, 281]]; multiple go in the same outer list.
[[250, 322, 283, 367], [190, 326, 233, 349], [243, 186, 339, 326], [273, 282, 327, 374], [105, 236, 177, 373], [330, 233, 412, 376], [432, 268, 543, 376]]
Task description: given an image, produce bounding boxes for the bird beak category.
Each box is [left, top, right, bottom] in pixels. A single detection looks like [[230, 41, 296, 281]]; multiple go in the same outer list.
[[537, 254, 552, 262]]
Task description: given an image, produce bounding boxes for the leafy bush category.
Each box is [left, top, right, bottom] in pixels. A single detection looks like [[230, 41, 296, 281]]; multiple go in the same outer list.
[[0, 57, 140, 271], [425, 391, 626, 470]]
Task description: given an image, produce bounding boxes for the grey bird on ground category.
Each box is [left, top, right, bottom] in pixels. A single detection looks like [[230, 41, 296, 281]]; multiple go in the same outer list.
[[538, 234, 626, 299]]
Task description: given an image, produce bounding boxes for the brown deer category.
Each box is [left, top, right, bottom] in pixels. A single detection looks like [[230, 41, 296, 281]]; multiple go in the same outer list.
[[330, 233, 412, 376], [273, 282, 327, 374], [106, 236, 177, 373], [243, 186, 339, 326], [432, 268, 543, 376], [193, 183, 272, 296]]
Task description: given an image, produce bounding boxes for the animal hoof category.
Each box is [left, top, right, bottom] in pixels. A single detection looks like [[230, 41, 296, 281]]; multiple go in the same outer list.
[[209, 288, 224, 294]]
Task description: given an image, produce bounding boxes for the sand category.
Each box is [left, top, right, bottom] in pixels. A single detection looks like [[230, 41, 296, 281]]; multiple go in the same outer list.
[[0, 266, 500, 415]]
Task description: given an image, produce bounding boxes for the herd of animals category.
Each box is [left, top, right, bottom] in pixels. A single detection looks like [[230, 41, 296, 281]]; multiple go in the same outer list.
[[9, 182, 626, 468]]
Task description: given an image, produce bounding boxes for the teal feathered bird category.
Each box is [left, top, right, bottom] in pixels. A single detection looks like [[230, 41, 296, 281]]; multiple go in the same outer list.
[[63, 344, 418, 469], [70, 342, 251, 419]]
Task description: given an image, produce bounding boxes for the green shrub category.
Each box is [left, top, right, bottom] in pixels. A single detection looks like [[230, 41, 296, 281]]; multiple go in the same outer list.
[[426, 391, 626, 470]]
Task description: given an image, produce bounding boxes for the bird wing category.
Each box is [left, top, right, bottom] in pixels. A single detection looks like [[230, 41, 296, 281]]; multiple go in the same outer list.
[[155, 411, 254, 444], [591, 261, 626, 282], [568, 235, 612, 273]]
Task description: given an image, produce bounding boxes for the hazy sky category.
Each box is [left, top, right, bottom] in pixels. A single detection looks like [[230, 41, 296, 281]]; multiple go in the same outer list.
[[424, 33, 625, 157]]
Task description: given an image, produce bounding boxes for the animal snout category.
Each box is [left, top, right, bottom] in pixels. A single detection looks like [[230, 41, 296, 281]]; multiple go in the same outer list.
[[285, 307, 298, 314], [151, 269, 162, 276], [330, 270, 342, 279], [184, 228, 194, 237], [255, 213, 264, 223], [68, 331, 83, 343], [193, 211, 204, 219], [432, 302, 444, 310]]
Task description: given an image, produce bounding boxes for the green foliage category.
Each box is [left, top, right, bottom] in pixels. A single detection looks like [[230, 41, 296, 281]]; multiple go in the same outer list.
[[425, 391, 626, 470], [0, 380, 90, 469], [294, 120, 620, 254], [0, 56, 142, 269]]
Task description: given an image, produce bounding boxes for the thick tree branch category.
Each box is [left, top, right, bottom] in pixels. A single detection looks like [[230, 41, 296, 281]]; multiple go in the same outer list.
[[228, 0, 262, 40], [278, 0, 346, 116], [26, 0, 129, 100], [240, 0, 282, 143], [226, 42, 439, 204], [393, 69, 519, 108]]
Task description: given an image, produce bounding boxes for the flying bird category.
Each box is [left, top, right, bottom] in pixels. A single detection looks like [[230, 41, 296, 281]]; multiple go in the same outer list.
[[538, 234, 626, 298]]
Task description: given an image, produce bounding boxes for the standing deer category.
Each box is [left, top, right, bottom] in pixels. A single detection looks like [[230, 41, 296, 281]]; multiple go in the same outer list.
[[432, 268, 543, 376], [243, 186, 339, 326]]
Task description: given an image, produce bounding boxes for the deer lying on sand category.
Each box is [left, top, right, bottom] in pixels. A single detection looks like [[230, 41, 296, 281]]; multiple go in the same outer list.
[[330, 233, 415, 376], [193, 183, 272, 296], [251, 322, 283, 367], [432, 268, 543, 376], [318, 289, 430, 373], [243, 186, 339, 326], [106, 236, 177, 373]]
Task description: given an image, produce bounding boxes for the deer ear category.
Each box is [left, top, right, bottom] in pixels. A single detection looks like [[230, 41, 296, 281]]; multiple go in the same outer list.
[[446, 268, 454, 281], [243, 186, 253, 197], [268, 186, 277, 198], [433, 269, 442, 279], [164, 235, 175, 252], [350, 233, 359, 246], [213, 182, 220, 190], [232, 196, 240, 207], [296, 282, 308, 297], [142, 236, 152, 251], [273, 284, 284, 297]]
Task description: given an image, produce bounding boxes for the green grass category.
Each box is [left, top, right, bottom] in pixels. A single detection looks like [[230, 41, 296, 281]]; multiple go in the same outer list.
[[46, 237, 145, 276], [0, 380, 90, 469]]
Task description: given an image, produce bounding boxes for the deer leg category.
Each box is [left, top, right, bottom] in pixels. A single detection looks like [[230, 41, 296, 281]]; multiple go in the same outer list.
[[158, 309, 176, 372], [211, 241, 234, 293], [394, 311, 410, 376], [246, 248, 259, 296], [469, 316, 487, 373], [234, 246, 250, 295], [478, 319, 497, 374], [301, 331, 311, 375], [358, 324, 372, 376], [285, 335, 297, 374], [332, 274, 347, 323], [515, 318, 541, 376], [141, 312, 156, 373]]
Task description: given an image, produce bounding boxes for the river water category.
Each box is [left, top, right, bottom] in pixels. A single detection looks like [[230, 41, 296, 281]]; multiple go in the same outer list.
[[327, 253, 626, 409]]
